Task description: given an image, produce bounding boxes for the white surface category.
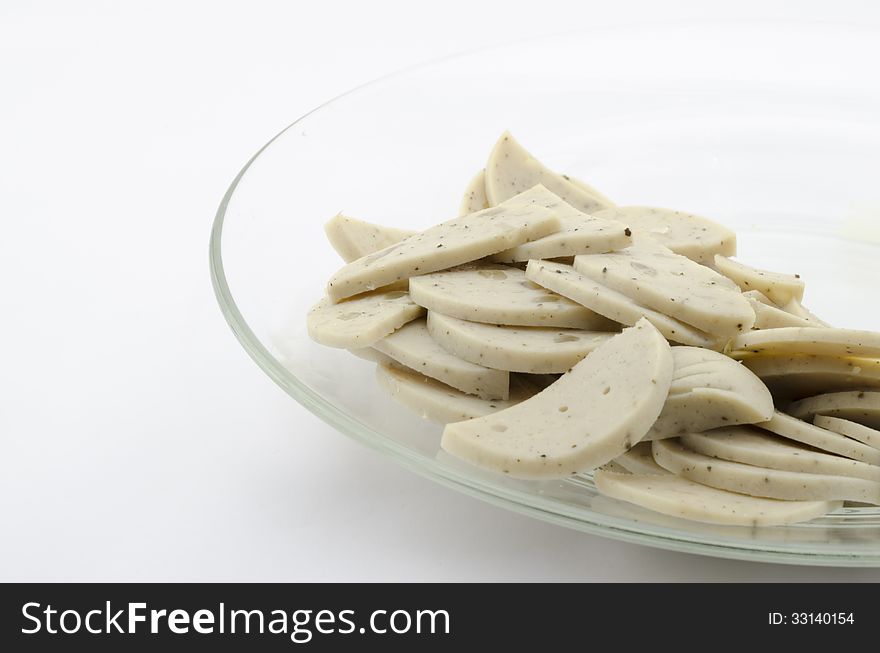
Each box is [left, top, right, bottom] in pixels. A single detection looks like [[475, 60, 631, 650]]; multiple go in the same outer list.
[[3, 0, 880, 581]]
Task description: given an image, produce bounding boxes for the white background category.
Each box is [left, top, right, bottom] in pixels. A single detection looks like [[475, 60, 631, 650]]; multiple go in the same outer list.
[[3, 0, 880, 581]]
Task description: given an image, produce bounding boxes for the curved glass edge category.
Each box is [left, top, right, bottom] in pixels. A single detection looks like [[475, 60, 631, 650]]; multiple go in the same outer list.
[[208, 65, 880, 571]]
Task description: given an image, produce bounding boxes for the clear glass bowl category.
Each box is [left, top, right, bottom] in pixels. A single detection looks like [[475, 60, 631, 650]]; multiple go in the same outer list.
[[210, 22, 880, 566]]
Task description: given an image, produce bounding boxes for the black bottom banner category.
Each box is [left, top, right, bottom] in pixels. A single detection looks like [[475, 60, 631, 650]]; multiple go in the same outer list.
[[0, 582, 872, 651]]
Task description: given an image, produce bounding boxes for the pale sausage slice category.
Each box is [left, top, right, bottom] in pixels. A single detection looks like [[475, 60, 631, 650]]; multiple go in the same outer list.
[[376, 364, 536, 424], [759, 411, 880, 465], [324, 214, 415, 263], [813, 415, 880, 451], [307, 290, 424, 349], [441, 319, 673, 479], [373, 318, 509, 400], [741, 353, 880, 401], [643, 347, 773, 440], [349, 348, 395, 365], [490, 186, 631, 262], [652, 438, 880, 504], [743, 291, 815, 329], [567, 175, 616, 208], [326, 187, 562, 301], [593, 206, 736, 264], [612, 441, 669, 475], [682, 427, 880, 481], [409, 264, 615, 329], [714, 255, 805, 305], [426, 311, 613, 374], [458, 169, 489, 216], [729, 327, 880, 359], [787, 391, 880, 430], [594, 469, 839, 526], [484, 131, 613, 213], [663, 342, 725, 370], [783, 298, 832, 327], [525, 260, 717, 348], [573, 245, 755, 336]]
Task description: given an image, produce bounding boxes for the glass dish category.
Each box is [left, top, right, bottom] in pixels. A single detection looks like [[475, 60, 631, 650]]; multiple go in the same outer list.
[[210, 21, 880, 566]]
